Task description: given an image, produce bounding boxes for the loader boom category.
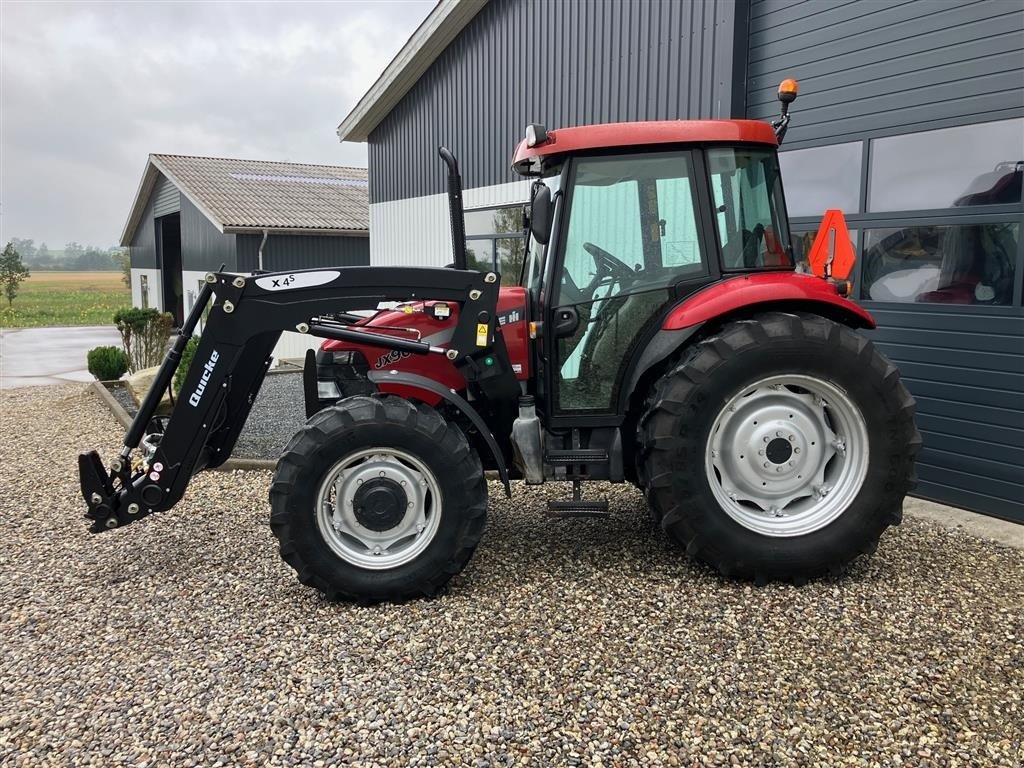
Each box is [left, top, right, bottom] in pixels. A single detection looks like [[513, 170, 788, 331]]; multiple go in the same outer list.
[[79, 265, 517, 533]]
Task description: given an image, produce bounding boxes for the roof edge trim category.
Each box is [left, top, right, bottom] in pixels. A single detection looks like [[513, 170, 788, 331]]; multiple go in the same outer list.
[[224, 226, 370, 237], [336, 0, 487, 143]]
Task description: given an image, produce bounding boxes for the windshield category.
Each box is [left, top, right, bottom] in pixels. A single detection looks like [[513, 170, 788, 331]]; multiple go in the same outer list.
[[708, 147, 793, 270]]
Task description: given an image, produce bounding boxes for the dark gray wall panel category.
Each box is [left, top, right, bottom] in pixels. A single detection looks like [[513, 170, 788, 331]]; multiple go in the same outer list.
[[236, 234, 370, 273], [152, 174, 180, 217], [865, 304, 1024, 523], [368, 0, 744, 203], [129, 193, 157, 268], [746, 0, 1024, 148], [179, 196, 236, 272]]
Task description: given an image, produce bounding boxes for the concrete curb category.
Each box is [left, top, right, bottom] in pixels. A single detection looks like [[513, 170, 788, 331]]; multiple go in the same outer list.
[[89, 380, 132, 429], [87, 381, 278, 473], [903, 497, 1023, 550]]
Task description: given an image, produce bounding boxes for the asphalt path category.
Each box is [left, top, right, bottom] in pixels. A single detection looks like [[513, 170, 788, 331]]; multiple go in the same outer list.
[[0, 325, 121, 389]]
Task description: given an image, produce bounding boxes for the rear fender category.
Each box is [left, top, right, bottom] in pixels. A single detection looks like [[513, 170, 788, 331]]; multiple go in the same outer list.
[[620, 272, 875, 413], [662, 272, 875, 331]]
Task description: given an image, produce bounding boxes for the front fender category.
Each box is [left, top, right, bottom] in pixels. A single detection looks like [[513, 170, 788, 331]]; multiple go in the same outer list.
[[366, 370, 511, 497]]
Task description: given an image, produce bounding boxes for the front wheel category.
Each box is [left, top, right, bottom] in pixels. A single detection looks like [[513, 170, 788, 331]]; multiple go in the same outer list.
[[640, 312, 920, 583], [270, 395, 488, 602]]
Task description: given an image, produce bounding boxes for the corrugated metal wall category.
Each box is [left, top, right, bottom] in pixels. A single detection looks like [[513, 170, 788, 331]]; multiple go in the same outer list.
[[866, 305, 1023, 520], [152, 174, 180, 217], [180, 196, 237, 271], [128, 192, 157, 268], [749, 0, 1024, 521], [235, 233, 370, 272], [745, 0, 1024, 148], [368, 0, 744, 204]]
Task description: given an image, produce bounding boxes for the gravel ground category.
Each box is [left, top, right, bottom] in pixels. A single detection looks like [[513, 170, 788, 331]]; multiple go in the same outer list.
[[110, 372, 306, 461], [2, 384, 1022, 767]]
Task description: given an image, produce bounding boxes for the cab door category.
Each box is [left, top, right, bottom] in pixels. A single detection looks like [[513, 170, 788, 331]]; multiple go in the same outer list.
[[544, 150, 711, 420]]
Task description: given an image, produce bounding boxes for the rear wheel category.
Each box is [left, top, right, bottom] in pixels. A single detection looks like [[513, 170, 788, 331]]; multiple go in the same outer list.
[[639, 312, 920, 583], [270, 395, 487, 602]]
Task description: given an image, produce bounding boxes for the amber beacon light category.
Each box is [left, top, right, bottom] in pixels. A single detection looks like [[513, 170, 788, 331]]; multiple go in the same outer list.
[[778, 78, 799, 103]]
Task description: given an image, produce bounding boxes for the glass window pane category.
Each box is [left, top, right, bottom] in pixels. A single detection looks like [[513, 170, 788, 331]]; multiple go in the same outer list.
[[464, 206, 526, 236], [561, 152, 705, 303], [465, 239, 494, 273], [868, 119, 1024, 211], [707, 148, 793, 269], [556, 290, 670, 411], [495, 237, 526, 286], [779, 142, 862, 217], [791, 229, 858, 274], [861, 223, 1017, 305]]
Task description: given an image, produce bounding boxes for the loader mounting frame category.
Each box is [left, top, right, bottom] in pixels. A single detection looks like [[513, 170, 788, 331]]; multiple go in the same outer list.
[[79, 266, 517, 533]]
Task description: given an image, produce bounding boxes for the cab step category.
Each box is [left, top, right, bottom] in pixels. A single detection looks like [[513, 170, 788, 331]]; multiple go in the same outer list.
[[546, 499, 610, 518], [545, 478, 609, 518], [545, 449, 609, 465]]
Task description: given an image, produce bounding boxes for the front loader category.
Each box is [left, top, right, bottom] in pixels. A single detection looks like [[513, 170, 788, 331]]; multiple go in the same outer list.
[[80, 81, 920, 601]]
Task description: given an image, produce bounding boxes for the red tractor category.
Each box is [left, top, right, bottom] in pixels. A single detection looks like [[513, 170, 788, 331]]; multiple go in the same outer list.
[[80, 82, 920, 602]]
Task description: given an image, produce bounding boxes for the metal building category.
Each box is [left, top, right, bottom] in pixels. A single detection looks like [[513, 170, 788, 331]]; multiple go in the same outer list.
[[121, 154, 370, 360], [336, 0, 1024, 521]]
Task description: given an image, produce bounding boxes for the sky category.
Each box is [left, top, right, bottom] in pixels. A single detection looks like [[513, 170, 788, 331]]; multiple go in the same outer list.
[[0, 0, 435, 249]]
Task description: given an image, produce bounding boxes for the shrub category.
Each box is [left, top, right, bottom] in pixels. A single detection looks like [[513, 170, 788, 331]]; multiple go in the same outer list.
[[114, 307, 173, 372], [173, 335, 201, 396], [87, 346, 129, 381]]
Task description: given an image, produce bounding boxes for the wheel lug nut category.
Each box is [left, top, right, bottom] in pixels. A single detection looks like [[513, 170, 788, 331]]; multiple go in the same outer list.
[[763, 436, 770, 443], [758, 450, 764, 456], [776, 431, 783, 437], [763, 462, 771, 468], [794, 447, 801, 454]]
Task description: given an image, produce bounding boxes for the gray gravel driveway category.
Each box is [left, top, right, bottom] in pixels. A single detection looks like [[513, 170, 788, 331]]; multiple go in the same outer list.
[[1, 385, 1022, 766]]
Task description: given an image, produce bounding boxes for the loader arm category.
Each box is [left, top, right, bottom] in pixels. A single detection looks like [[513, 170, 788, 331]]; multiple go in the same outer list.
[[79, 266, 516, 533]]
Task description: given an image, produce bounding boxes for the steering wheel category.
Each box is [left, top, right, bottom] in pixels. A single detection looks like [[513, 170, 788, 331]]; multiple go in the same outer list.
[[741, 223, 766, 267], [583, 242, 634, 294]]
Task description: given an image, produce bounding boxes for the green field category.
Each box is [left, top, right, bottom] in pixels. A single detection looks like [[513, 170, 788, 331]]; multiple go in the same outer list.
[[0, 271, 130, 328]]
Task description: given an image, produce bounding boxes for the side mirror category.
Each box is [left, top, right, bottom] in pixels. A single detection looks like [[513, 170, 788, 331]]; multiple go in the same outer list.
[[530, 183, 554, 245]]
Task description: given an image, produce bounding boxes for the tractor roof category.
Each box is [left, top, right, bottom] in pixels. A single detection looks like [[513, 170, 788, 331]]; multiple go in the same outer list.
[[512, 119, 777, 175]]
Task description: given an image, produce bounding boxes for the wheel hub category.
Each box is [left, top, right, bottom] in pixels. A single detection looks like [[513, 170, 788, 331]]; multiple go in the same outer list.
[[352, 478, 407, 531], [315, 448, 442, 570], [765, 436, 793, 464], [706, 375, 869, 537]]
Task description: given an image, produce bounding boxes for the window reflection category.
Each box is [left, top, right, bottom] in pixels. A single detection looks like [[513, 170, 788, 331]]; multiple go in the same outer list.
[[791, 230, 857, 275], [861, 223, 1018, 305], [868, 119, 1024, 211], [465, 205, 528, 285], [779, 142, 862, 217]]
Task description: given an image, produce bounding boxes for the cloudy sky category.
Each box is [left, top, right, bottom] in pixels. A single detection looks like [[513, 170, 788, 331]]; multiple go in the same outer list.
[[0, 0, 435, 249]]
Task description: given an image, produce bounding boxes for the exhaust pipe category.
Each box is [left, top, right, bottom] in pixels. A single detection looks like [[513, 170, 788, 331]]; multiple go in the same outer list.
[[438, 146, 467, 271]]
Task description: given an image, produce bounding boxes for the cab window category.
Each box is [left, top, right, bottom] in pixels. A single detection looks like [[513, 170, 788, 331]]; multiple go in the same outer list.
[[708, 148, 792, 270], [554, 151, 706, 412]]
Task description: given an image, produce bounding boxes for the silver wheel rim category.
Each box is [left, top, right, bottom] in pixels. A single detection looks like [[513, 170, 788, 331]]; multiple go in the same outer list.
[[705, 374, 869, 537], [315, 447, 442, 570]]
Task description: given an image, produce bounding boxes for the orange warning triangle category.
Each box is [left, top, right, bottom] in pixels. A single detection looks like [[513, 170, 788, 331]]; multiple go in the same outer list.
[[807, 209, 855, 280]]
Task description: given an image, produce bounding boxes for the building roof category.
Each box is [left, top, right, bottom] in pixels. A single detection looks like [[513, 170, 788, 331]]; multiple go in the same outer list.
[[336, 0, 486, 143], [120, 154, 369, 246]]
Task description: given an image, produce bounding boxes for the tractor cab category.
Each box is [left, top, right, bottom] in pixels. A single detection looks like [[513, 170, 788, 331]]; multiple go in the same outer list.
[[513, 119, 794, 423]]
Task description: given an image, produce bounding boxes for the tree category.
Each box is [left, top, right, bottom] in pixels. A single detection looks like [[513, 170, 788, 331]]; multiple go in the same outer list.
[[114, 249, 131, 286], [0, 242, 31, 307], [10, 238, 36, 261], [35, 243, 52, 269]]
